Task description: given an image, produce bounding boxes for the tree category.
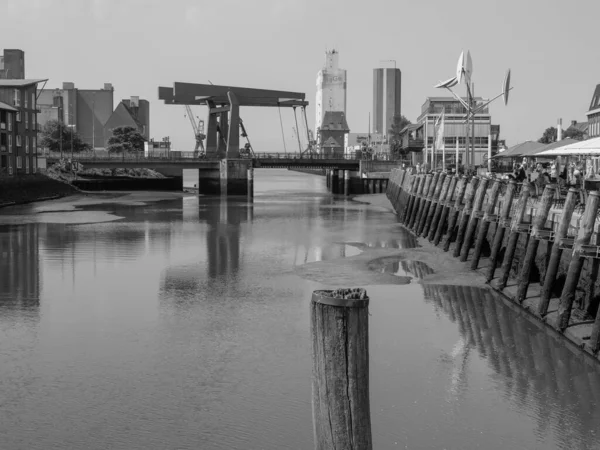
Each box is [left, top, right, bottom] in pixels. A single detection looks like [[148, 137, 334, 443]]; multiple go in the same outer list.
[[538, 126, 558, 144], [563, 127, 586, 141], [40, 120, 91, 153], [107, 126, 146, 153], [388, 114, 412, 157]]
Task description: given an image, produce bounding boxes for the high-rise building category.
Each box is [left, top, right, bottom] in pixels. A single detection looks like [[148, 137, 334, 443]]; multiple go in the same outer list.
[[372, 68, 401, 137], [0, 49, 25, 79], [37, 82, 114, 149], [315, 50, 347, 143]]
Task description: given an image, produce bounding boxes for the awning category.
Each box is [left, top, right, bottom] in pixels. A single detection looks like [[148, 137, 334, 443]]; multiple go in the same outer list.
[[531, 138, 578, 156], [534, 136, 600, 156], [491, 140, 546, 158]]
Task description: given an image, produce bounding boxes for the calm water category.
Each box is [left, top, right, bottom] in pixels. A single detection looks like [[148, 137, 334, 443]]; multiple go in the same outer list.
[[1, 169, 599, 450]]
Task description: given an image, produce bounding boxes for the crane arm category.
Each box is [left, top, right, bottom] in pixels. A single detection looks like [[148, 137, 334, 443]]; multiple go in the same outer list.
[[185, 105, 198, 136]]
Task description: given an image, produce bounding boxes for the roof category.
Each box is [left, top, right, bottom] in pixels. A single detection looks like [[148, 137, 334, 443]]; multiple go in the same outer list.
[[320, 111, 349, 131], [0, 101, 17, 111], [0, 78, 48, 87], [322, 136, 341, 148], [121, 102, 144, 129], [567, 121, 588, 133], [588, 84, 600, 111], [535, 136, 600, 156], [531, 138, 578, 156], [492, 140, 545, 159]]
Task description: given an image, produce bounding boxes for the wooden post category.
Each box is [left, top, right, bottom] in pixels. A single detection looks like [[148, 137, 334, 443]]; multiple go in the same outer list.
[[411, 175, 432, 231], [404, 176, 419, 225], [434, 176, 459, 246], [497, 183, 531, 290], [423, 173, 447, 238], [486, 180, 517, 282], [556, 191, 600, 332], [311, 288, 372, 450], [417, 173, 440, 236], [471, 179, 502, 270], [402, 176, 417, 224], [395, 171, 408, 220], [443, 177, 468, 252], [453, 177, 480, 258], [538, 188, 578, 316], [428, 175, 452, 242], [459, 177, 489, 262], [514, 185, 557, 303]]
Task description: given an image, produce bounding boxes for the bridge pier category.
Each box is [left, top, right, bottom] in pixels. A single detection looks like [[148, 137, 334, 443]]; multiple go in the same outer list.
[[197, 159, 253, 196]]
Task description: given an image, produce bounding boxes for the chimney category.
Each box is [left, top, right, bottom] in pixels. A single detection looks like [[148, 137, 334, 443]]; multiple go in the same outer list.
[[557, 118, 562, 141], [104, 83, 113, 91], [571, 120, 577, 127]]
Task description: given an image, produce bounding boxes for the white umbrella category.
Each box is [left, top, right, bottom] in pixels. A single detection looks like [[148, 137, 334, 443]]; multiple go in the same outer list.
[[534, 136, 600, 156]]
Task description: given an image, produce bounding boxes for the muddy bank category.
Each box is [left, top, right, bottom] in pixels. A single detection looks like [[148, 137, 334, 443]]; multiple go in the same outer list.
[[0, 191, 190, 225], [0, 174, 79, 208]]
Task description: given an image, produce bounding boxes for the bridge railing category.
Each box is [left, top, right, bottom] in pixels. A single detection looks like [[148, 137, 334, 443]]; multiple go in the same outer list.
[[43, 150, 407, 163]]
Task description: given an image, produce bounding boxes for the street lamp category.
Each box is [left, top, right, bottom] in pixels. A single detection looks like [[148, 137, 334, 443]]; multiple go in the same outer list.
[[434, 50, 512, 172]]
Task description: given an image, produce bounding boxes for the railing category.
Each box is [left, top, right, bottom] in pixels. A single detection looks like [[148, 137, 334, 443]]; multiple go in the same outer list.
[[44, 150, 406, 163]]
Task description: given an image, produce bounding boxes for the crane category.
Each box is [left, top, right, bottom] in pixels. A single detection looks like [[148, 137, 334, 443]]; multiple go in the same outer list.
[[184, 105, 206, 156]]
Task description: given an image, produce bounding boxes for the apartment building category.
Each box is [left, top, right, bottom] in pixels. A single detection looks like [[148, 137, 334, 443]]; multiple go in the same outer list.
[[0, 79, 46, 175]]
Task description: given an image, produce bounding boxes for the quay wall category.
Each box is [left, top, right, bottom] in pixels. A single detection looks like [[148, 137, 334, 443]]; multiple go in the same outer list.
[[386, 168, 600, 363]]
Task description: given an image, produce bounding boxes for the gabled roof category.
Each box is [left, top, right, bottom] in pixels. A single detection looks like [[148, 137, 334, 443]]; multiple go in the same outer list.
[[0, 78, 48, 87], [320, 111, 349, 131], [588, 84, 600, 111], [0, 101, 17, 111], [322, 136, 341, 148], [567, 121, 588, 133]]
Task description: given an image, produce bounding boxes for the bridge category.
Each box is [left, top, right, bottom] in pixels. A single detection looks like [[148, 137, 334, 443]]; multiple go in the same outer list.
[[46, 152, 365, 171]]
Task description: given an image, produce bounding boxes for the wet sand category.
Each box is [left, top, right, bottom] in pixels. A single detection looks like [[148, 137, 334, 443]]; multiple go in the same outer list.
[[0, 191, 192, 225]]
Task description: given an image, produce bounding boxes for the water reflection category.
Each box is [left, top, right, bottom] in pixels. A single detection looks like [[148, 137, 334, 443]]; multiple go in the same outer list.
[[371, 257, 434, 280], [0, 224, 40, 309], [423, 284, 600, 450]]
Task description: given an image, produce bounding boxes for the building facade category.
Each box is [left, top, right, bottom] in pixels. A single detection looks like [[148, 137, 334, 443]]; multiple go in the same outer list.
[[417, 97, 492, 166], [0, 49, 25, 79], [315, 50, 347, 144], [103, 96, 150, 147], [37, 82, 114, 149], [372, 68, 401, 137], [586, 84, 600, 138], [0, 79, 46, 176], [318, 111, 349, 158]]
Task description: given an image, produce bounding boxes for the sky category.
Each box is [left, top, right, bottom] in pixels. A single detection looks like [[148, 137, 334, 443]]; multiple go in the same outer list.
[[2, 0, 600, 152]]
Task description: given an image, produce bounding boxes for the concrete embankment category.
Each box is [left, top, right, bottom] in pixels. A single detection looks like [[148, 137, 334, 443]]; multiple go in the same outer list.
[[386, 168, 600, 364], [0, 174, 79, 208]]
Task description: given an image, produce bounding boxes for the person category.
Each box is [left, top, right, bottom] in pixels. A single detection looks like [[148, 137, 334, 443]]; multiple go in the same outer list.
[[550, 161, 557, 183]]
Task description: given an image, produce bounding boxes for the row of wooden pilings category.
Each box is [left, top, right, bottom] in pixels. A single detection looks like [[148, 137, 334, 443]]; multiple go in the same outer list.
[[386, 168, 600, 358]]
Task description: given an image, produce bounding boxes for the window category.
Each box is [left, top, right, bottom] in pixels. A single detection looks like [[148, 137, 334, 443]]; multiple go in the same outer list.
[[25, 157, 29, 173], [13, 89, 20, 106], [25, 136, 29, 154], [25, 113, 28, 130], [25, 93, 28, 109], [32, 157, 36, 172], [16, 156, 21, 169], [8, 134, 12, 153], [16, 135, 21, 147], [32, 136, 36, 153], [16, 111, 20, 122], [7, 112, 11, 131]]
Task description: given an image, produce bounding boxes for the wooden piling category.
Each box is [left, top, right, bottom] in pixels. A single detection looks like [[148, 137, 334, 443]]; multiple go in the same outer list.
[[538, 188, 579, 316], [428, 175, 452, 241], [486, 180, 517, 282], [404, 176, 420, 225], [310, 288, 372, 450], [434, 176, 459, 246], [470, 179, 502, 270], [497, 183, 532, 290], [460, 177, 490, 262], [514, 185, 557, 303], [411, 175, 431, 231], [423, 173, 447, 238], [556, 191, 600, 332], [417, 172, 440, 236], [453, 177, 480, 258], [442, 177, 468, 252]]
